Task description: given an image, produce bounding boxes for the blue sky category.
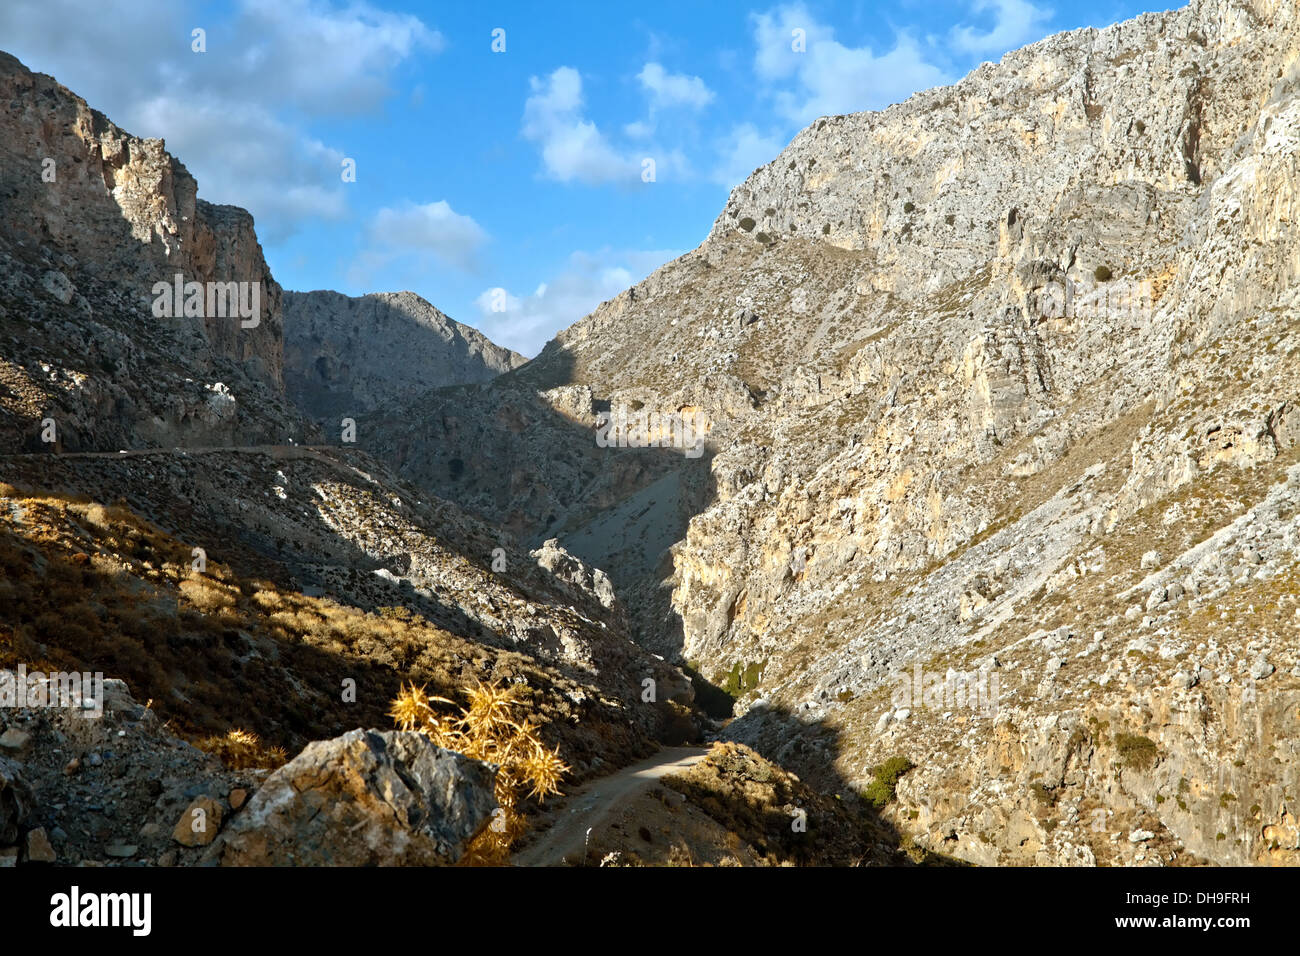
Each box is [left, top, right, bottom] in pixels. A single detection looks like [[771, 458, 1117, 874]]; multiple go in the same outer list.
[[1, 0, 1171, 355]]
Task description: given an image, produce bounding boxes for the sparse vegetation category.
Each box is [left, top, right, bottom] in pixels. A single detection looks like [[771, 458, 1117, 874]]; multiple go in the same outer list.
[[720, 659, 767, 697], [0, 485, 647, 779], [197, 728, 288, 770], [863, 755, 915, 809], [683, 660, 736, 719], [1030, 782, 1057, 807], [1115, 733, 1159, 771], [663, 743, 957, 866]]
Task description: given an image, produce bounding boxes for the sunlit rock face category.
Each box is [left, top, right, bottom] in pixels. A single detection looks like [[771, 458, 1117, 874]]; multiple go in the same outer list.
[[0, 50, 300, 450]]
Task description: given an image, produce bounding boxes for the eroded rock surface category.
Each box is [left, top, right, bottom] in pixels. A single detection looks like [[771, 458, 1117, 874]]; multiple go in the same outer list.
[[0, 51, 304, 451], [213, 729, 496, 866], [365, 0, 1300, 865]]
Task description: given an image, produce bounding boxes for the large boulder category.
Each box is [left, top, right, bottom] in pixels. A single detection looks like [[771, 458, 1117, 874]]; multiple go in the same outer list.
[[532, 537, 622, 614], [213, 729, 496, 866], [0, 755, 33, 846]]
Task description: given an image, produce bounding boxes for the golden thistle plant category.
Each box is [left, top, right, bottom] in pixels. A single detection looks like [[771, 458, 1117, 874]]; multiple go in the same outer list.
[[198, 728, 289, 770], [390, 680, 569, 865]]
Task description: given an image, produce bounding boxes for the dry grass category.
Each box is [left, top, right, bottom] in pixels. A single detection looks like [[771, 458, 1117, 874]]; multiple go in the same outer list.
[[196, 728, 289, 770]]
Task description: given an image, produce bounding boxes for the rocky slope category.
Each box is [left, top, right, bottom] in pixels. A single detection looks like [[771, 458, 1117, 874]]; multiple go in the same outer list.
[[367, 0, 1300, 865], [5, 0, 1300, 868], [283, 290, 525, 423]]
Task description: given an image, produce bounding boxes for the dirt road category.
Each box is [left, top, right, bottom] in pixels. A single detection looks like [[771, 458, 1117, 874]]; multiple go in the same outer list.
[[511, 746, 709, 867]]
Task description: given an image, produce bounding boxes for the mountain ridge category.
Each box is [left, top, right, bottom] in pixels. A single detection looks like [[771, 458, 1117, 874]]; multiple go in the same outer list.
[[4, 0, 1300, 869], [282, 289, 526, 423]]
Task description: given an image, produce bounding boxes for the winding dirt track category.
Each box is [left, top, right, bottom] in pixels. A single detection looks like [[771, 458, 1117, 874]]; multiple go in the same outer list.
[[1, 443, 381, 482], [511, 746, 709, 867]]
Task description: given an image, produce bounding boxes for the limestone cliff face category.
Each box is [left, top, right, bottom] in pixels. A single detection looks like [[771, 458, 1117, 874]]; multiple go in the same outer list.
[[707, 2, 1250, 295], [375, 0, 1300, 865], [0, 51, 297, 450], [282, 290, 525, 422]]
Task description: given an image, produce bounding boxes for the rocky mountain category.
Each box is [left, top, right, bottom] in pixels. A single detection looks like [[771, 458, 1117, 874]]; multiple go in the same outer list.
[[365, 0, 1300, 865], [0, 51, 306, 453], [283, 290, 525, 423], [4, 0, 1300, 870]]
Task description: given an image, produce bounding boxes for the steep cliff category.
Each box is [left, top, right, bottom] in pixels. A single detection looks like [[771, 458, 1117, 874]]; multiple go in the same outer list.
[[0, 48, 700, 866], [0, 51, 299, 450]]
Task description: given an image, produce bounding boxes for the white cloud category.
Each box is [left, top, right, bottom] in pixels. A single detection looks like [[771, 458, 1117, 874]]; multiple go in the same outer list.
[[637, 62, 715, 110], [522, 67, 642, 185], [950, 0, 1051, 57], [520, 68, 691, 185], [129, 97, 348, 242], [0, 0, 184, 107], [752, 4, 950, 125], [712, 123, 786, 188], [474, 248, 679, 356], [754, 5, 816, 81], [365, 201, 488, 272], [229, 0, 442, 114]]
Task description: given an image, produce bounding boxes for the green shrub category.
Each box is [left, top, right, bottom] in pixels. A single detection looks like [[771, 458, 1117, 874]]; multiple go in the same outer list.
[[682, 661, 736, 720], [720, 659, 766, 697], [863, 756, 915, 809], [1115, 733, 1158, 770]]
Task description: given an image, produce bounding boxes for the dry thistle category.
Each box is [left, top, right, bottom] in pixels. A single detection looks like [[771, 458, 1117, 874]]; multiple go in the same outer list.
[[390, 679, 569, 864], [198, 727, 289, 770]]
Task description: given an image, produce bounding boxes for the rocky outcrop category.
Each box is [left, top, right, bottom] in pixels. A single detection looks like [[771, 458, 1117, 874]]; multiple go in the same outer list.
[[0, 755, 33, 847], [283, 290, 525, 422], [0, 51, 282, 382], [213, 729, 497, 866], [532, 537, 622, 616], [0, 673, 252, 866], [4, 0, 1299, 869], [0, 51, 306, 451], [0, 43, 681, 871]]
